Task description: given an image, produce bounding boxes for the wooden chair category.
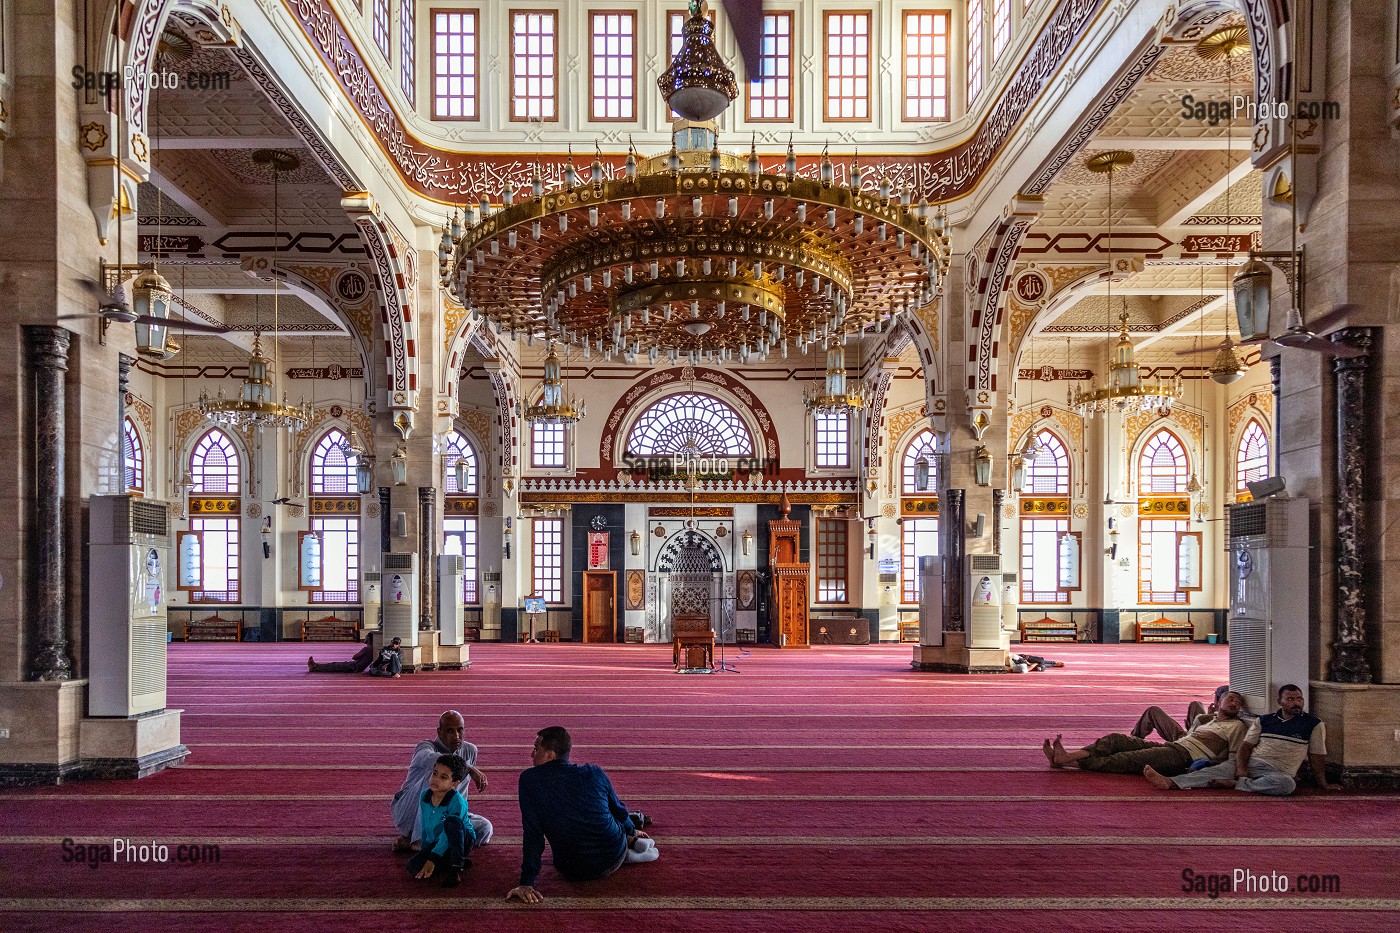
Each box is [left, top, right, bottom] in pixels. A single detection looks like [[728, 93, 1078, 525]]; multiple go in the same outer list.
[[1136, 618, 1195, 642], [1019, 618, 1079, 643], [672, 613, 715, 670], [185, 616, 240, 642], [302, 616, 359, 642]]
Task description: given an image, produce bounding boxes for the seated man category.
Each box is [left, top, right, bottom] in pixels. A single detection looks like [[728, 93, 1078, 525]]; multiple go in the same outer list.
[[1043, 690, 1249, 776], [307, 633, 374, 673], [1130, 684, 1229, 742], [392, 710, 493, 852], [506, 726, 659, 904], [1145, 684, 1342, 795], [365, 637, 403, 677]]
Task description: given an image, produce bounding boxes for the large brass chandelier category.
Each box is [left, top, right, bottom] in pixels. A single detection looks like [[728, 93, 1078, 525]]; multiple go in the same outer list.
[[1067, 150, 1182, 419], [522, 344, 586, 424], [198, 150, 312, 433], [441, 2, 949, 365]]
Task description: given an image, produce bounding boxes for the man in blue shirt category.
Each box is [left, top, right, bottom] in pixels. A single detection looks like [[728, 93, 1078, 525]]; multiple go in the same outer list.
[[506, 726, 659, 904]]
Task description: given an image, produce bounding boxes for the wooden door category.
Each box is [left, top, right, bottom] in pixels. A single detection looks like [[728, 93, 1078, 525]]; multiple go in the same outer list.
[[582, 571, 616, 643]]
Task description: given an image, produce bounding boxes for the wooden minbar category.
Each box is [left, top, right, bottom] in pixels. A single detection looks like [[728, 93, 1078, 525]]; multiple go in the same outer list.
[[768, 490, 809, 648]]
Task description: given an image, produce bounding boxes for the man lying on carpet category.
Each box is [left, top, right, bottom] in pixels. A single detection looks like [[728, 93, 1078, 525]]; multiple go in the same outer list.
[[1142, 684, 1342, 795], [1129, 684, 1230, 743], [1042, 690, 1249, 776], [392, 710, 493, 853], [405, 753, 478, 888], [506, 726, 659, 905], [1009, 652, 1065, 673], [307, 634, 374, 674]]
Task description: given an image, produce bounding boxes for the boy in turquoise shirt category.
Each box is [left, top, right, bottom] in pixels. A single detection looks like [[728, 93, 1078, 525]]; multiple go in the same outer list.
[[406, 753, 476, 887]]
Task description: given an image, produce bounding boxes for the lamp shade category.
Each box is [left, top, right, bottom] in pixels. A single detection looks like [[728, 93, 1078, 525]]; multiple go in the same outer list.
[[973, 446, 993, 487], [390, 447, 408, 486], [132, 270, 173, 359], [1232, 256, 1273, 342]]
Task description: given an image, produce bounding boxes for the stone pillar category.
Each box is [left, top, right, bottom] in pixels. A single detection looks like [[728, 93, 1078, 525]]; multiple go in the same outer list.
[[941, 488, 965, 632], [26, 326, 73, 682], [1328, 327, 1373, 683], [117, 354, 132, 494], [378, 486, 392, 555], [991, 488, 1005, 558], [419, 486, 436, 631]]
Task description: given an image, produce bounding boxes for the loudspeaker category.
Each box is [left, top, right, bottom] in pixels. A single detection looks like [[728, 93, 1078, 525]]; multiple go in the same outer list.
[[394, 511, 408, 538], [1246, 476, 1287, 501], [972, 513, 986, 538]]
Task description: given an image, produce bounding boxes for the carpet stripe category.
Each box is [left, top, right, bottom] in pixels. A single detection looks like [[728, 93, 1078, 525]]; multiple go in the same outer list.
[[3, 896, 1397, 912], [6, 835, 1400, 847]]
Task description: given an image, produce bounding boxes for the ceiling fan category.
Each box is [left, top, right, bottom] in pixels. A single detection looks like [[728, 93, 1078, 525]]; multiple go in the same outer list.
[[59, 273, 229, 335], [1233, 301, 1363, 359]]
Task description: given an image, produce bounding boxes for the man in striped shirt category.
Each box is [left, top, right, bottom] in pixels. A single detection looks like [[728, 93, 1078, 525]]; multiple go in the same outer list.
[[1144, 684, 1342, 795]]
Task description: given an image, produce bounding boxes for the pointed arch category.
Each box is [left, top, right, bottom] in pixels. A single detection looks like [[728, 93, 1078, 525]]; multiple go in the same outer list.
[[901, 429, 939, 495], [1235, 418, 1270, 499], [310, 429, 357, 495], [123, 416, 146, 495], [1021, 428, 1070, 496], [1137, 429, 1190, 495], [444, 430, 479, 495], [189, 428, 242, 494]]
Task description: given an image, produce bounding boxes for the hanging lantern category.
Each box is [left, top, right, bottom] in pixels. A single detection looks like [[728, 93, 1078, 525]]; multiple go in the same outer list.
[[630, 529, 642, 556], [390, 446, 409, 486], [454, 456, 468, 492], [132, 270, 174, 359], [1010, 453, 1027, 493], [973, 446, 993, 487], [355, 456, 373, 495], [1232, 255, 1273, 342], [914, 456, 930, 492]]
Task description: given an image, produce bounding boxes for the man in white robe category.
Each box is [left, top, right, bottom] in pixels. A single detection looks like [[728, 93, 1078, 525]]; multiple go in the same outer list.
[[392, 710, 493, 850]]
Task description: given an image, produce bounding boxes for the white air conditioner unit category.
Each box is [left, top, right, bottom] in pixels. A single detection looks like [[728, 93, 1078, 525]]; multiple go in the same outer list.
[[1227, 497, 1309, 715], [966, 554, 1004, 649], [999, 569, 1019, 647], [481, 571, 502, 640], [918, 554, 943, 646], [381, 552, 419, 647], [361, 571, 381, 631], [88, 496, 171, 717], [438, 555, 465, 645]]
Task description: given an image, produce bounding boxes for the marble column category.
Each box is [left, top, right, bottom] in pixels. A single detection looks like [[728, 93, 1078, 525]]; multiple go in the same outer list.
[[419, 486, 436, 631], [117, 354, 132, 494], [27, 326, 73, 681], [941, 488, 965, 632], [991, 488, 1005, 558], [378, 486, 391, 555], [1269, 356, 1281, 476], [1328, 327, 1374, 683]]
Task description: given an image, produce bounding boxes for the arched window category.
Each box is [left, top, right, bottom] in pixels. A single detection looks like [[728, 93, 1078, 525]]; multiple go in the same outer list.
[[1138, 430, 1189, 494], [190, 429, 241, 494], [444, 431, 479, 495], [310, 430, 356, 495], [186, 429, 241, 603], [899, 429, 940, 603], [123, 416, 145, 494], [1021, 429, 1070, 495], [443, 430, 480, 603], [901, 429, 939, 495], [308, 428, 361, 603], [1236, 419, 1270, 499], [626, 393, 753, 457], [1137, 429, 1196, 605], [1019, 429, 1072, 604]]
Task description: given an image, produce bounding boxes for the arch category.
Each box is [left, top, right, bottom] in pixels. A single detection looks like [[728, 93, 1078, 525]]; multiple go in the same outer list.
[[310, 429, 357, 495], [1137, 429, 1190, 495], [123, 416, 146, 494], [653, 529, 726, 574], [599, 368, 780, 473], [444, 430, 480, 495], [189, 429, 242, 494], [1020, 428, 1070, 495], [1235, 418, 1270, 497], [627, 393, 754, 458], [901, 429, 940, 496]]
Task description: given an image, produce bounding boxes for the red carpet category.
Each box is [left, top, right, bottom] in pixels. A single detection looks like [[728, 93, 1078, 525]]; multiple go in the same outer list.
[[2, 642, 1398, 931]]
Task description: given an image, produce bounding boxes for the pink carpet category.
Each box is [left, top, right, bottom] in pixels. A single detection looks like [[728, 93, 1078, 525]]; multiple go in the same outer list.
[[2, 642, 1397, 931]]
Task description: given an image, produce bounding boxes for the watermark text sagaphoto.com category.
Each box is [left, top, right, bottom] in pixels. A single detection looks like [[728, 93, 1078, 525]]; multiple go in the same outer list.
[[1180, 867, 1341, 899], [1179, 94, 1340, 125], [61, 838, 221, 869], [71, 65, 232, 93]]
